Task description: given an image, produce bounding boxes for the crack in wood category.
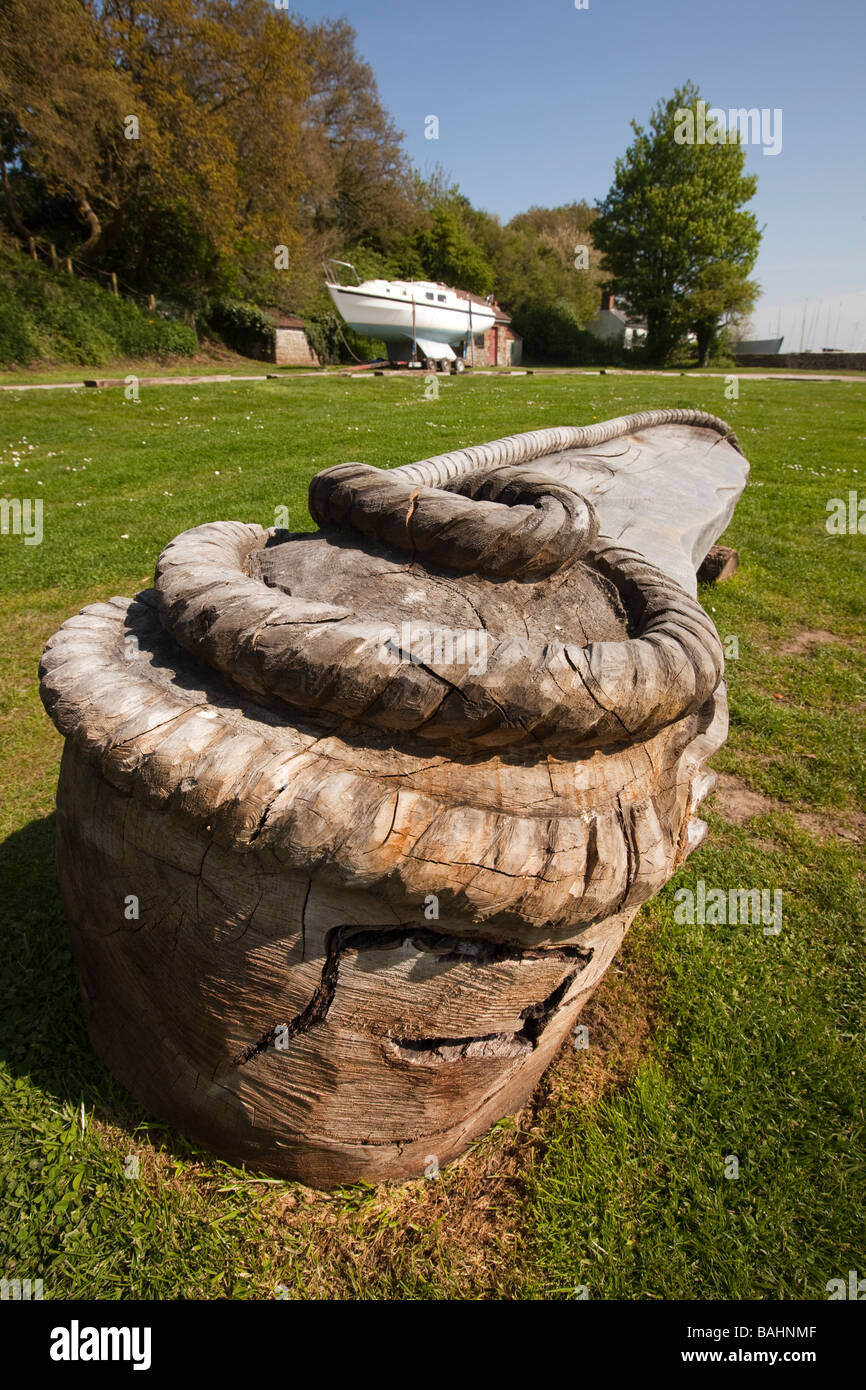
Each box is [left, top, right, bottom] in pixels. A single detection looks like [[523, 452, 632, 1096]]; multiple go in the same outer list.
[[230, 924, 593, 1069]]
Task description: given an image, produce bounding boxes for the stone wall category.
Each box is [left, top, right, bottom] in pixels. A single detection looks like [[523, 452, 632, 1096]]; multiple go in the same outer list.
[[274, 327, 319, 368]]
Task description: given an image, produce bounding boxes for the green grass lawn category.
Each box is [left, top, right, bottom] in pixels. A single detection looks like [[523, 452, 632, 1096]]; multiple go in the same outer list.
[[0, 349, 304, 386], [1, 373, 863, 1299]]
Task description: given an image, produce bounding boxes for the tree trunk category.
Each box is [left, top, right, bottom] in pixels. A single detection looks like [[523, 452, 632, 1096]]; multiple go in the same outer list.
[[76, 196, 103, 257], [76, 204, 127, 267], [646, 308, 679, 366], [1, 157, 31, 242], [696, 321, 717, 367]]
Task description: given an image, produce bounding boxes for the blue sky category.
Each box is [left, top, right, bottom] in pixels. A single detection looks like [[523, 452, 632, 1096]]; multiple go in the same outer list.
[[295, 0, 866, 346]]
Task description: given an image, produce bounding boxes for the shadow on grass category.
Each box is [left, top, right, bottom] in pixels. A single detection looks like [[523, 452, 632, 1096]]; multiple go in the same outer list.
[[0, 812, 204, 1161]]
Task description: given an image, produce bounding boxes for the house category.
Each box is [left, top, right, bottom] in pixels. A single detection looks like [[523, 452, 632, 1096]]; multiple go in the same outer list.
[[586, 291, 646, 348], [458, 294, 523, 367]]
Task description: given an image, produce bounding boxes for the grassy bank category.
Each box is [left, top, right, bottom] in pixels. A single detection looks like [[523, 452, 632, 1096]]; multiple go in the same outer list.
[[1, 373, 863, 1298], [0, 246, 198, 369]]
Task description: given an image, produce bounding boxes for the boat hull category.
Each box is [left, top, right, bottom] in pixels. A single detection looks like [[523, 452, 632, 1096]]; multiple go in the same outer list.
[[327, 283, 496, 356]]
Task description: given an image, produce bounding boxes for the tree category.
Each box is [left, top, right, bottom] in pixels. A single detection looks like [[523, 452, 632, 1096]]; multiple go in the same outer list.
[[0, 0, 140, 257], [99, 0, 311, 299], [301, 18, 416, 253], [403, 196, 493, 294], [689, 259, 758, 365], [592, 83, 761, 363], [509, 301, 602, 366], [505, 202, 603, 325], [0, 1, 412, 308]]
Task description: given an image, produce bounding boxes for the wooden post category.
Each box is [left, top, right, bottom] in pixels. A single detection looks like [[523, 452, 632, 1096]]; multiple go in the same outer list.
[[148, 294, 156, 311], [49, 244, 59, 271], [698, 544, 740, 583], [65, 258, 74, 275], [28, 237, 37, 261], [110, 272, 119, 297]]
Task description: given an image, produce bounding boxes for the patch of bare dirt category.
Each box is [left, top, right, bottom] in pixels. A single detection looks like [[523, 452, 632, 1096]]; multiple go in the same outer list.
[[778, 628, 845, 656], [267, 1107, 534, 1298], [544, 940, 662, 1108], [712, 771, 866, 844], [713, 772, 778, 824], [796, 810, 866, 843]]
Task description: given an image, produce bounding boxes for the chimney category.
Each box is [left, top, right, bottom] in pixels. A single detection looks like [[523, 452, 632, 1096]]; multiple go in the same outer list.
[[600, 290, 614, 312]]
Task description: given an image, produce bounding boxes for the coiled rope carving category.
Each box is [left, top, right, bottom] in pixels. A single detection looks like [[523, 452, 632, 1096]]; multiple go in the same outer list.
[[155, 412, 728, 750], [391, 408, 743, 490], [309, 462, 600, 580]]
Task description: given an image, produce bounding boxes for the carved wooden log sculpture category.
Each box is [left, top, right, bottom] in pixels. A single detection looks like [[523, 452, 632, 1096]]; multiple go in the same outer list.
[[40, 409, 748, 1187]]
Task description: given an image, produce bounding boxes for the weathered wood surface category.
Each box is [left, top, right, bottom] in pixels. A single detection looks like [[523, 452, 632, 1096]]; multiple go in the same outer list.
[[395, 410, 748, 597], [40, 409, 746, 1187]]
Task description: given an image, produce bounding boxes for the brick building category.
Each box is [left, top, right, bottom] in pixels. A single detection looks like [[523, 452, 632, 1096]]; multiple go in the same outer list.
[[458, 294, 523, 367]]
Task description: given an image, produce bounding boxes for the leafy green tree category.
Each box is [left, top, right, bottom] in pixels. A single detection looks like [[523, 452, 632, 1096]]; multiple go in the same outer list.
[[510, 300, 604, 366], [592, 83, 761, 363], [505, 202, 602, 324], [302, 18, 416, 254], [392, 187, 493, 294], [0, 0, 413, 309], [100, 0, 311, 299], [0, 0, 140, 257], [689, 258, 759, 365]]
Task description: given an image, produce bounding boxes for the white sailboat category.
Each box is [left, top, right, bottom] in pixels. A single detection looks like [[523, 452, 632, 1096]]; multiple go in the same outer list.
[[324, 260, 497, 369]]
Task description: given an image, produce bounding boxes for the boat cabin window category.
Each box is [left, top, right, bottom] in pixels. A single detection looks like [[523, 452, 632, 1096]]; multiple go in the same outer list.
[[425, 292, 434, 300], [437, 294, 446, 302]]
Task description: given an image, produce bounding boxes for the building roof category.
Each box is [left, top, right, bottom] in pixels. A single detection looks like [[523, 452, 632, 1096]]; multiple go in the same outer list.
[[733, 337, 784, 355], [593, 302, 647, 329], [456, 289, 511, 324]]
